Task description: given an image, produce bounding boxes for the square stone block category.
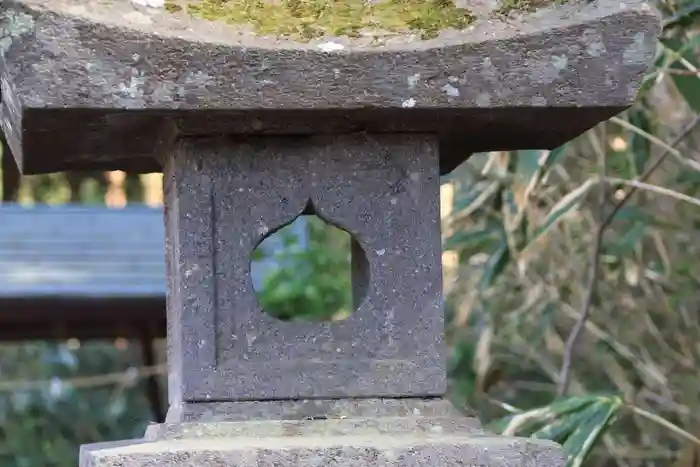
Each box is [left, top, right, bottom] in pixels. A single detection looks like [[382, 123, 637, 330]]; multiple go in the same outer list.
[[164, 133, 445, 404]]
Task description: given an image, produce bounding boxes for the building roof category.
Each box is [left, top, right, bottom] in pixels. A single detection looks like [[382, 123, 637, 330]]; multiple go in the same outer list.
[[0, 203, 306, 341], [0, 204, 166, 299], [0, 204, 166, 340]]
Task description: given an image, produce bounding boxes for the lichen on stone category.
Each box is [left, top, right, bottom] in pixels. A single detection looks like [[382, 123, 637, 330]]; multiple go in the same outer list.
[[0, 10, 36, 57], [164, 0, 476, 40], [495, 0, 565, 16]]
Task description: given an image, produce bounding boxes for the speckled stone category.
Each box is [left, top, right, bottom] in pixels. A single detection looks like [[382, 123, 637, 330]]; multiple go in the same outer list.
[[81, 435, 567, 467], [160, 398, 480, 429], [0, 0, 659, 174], [80, 400, 566, 467], [166, 398, 470, 423], [164, 133, 445, 405]]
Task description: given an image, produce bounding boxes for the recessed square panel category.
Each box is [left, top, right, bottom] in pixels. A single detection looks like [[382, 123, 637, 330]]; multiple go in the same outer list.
[[166, 134, 446, 402]]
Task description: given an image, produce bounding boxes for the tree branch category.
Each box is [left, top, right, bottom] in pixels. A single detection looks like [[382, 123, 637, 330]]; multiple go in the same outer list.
[[558, 125, 608, 396]]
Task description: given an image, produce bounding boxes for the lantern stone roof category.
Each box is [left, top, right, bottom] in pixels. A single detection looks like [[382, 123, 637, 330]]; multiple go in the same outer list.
[[0, 0, 659, 175]]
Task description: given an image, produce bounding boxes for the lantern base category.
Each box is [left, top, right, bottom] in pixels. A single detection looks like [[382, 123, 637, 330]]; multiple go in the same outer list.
[[79, 398, 566, 467]]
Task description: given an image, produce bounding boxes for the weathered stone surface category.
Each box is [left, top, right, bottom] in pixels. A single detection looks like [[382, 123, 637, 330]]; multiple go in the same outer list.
[[165, 133, 444, 404], [80, 400, 566, 467], [82, 435, 566, 467], [0, 0, 659, 174], [166, 397, 470, 423]]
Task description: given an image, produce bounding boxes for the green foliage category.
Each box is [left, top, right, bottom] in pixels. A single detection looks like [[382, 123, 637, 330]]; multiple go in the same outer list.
[[489, 395, 623, 467], [444, 3, 700, 464], [254, 215, 353, 321], [659, 36, 700, 113], [0, 342, 156, 467]]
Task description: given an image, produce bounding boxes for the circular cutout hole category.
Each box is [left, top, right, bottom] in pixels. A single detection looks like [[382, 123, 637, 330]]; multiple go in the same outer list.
[[251, 210, 367, 322]]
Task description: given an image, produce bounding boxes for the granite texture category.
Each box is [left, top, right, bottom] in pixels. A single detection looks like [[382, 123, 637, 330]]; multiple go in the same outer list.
[[165, 397, 470, 423], [79, 402, 566, 467], [154, 398, 484, 441], [164, 133, 445, 404], [0, 0, 659, 174], [81, 436, 566, 467]]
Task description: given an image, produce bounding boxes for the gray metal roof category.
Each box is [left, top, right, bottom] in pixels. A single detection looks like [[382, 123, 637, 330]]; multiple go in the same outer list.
[[0, 203, 307, 300], [0, 204, 166, 298]]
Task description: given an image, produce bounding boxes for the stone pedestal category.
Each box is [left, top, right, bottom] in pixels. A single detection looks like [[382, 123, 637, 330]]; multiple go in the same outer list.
[[81, 400, 566, 467], [0, 0, 659, 465]]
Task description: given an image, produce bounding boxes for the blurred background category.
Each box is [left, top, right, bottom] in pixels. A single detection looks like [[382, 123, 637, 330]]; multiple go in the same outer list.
[[0, 1, 699, 466]]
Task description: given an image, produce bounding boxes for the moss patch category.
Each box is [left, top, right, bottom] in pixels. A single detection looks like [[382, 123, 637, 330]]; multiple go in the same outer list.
[[495, 0, 565, 16], [165, 0, 476, 41]]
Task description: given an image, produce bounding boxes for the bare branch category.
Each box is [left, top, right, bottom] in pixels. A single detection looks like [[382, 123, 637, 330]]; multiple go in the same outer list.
[[558, 125, 608, 396], [0, 365, 166, 392], [557, 114, 700, 397]]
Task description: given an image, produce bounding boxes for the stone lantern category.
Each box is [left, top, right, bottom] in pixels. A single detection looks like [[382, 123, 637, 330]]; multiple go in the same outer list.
[[0, 0, 659, 465]]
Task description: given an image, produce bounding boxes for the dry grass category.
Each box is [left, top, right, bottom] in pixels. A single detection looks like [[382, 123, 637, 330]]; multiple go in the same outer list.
[[444, 91, 700, 465]]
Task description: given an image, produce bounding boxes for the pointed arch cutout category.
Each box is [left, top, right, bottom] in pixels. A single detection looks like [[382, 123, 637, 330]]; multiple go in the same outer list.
[[249, 197, 370, 322]]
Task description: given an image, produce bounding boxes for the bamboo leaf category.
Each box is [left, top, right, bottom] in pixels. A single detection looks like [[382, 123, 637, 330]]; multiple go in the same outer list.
[[531, 399, 607, 444], [488, 395, 623, 467], [562, 397, 622, 467], [661, 36, 700, 113], [517, 145, 568, 190], [536, 179, 595, 233], [520, 178, 596, 254], [493, 405, 554, 436], [444, 227, 500, 250], [480, 241, 510, 288], [452, 180, 501, 215], [541, 145, 568, 179], [628, 110, 652, 177], [602, 221, 648, 257], [531, 408, 589, 444], [663, 2, 700, 30], [515, 150, 543, 181], [488, 395, 599, 437]]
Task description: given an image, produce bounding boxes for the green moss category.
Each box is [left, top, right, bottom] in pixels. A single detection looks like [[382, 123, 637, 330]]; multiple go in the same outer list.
[[495, 0, 564, 16], [165, 0, 476, 41], [165, 2, 184, 13]]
